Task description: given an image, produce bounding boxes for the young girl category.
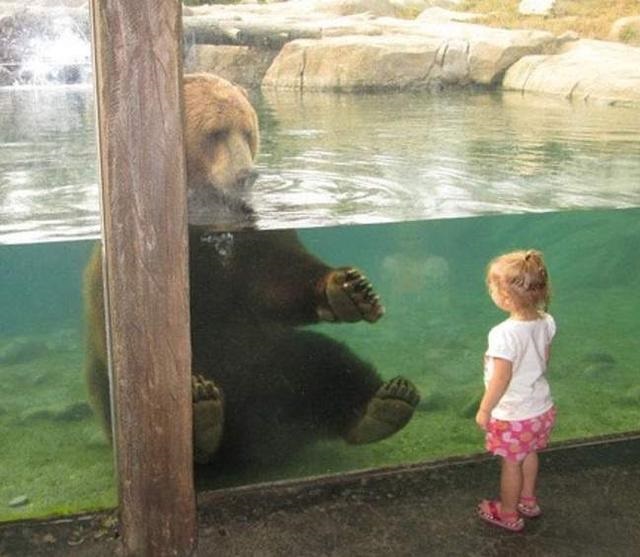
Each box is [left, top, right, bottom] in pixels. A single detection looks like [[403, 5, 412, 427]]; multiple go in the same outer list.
[[476, 249, 556, 532]]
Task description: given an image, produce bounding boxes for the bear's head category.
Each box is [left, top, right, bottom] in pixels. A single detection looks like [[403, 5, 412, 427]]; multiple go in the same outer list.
[[184, 73, 259, 195], [184, 73, 260, 229]]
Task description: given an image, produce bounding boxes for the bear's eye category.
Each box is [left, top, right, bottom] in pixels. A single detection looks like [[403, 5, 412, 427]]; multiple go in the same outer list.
[[207, 130, 227, 144]]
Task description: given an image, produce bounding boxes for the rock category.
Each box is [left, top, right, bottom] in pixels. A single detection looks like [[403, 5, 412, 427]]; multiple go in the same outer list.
[[10, 1, 86, 6], [182, 14, 324, 50], [185, 45, 279, 89], [42, 533, 56, 544], [314, 0, 406, 17], [8, 495, 29, 508], [23, 402, 94, 424], [608, 15, 640, 45], [503, 39, 640, 106], [375, 19, 556, 84], [54, 402, 94, 422], [557, 30, 579, 44], [518, 0, 555, 17], [392, 0, 435, 16], [264, 0, 433, 19], [0, 338, 49, 365], [581, 363, 611, 379], [580, 352, 615, 379], [262, 34, 469, 91], [582, 352, 616, 365], [263, 21, 555, 91], [184, 0, 556, 90], [416, 7, 485, 23]]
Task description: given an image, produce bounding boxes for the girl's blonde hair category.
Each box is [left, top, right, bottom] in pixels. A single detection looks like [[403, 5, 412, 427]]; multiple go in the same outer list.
[[487, 249, 551, 311]]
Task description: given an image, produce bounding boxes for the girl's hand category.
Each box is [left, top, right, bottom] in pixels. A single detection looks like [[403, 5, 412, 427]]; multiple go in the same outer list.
[[475, 408, 490, 430]]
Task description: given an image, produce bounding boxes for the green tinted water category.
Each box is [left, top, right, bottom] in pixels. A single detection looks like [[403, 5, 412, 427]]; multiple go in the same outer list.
[[1, 208, 638, 520]]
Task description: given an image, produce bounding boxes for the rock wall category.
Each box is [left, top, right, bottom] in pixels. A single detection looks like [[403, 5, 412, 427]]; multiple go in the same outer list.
[[183, 0, 557, 90]]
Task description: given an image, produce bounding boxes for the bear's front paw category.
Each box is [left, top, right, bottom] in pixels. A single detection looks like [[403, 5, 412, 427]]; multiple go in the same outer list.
[[192, 374, 224, 464], [344, 376, 420, 444], [321, 267, 384, 323]]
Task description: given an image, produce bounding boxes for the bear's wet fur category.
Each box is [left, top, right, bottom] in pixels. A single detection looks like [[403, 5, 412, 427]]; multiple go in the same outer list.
[[84, 73, 419, 471]]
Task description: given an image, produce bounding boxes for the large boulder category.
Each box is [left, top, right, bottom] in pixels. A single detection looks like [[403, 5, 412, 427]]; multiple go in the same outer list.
[[186, 0, 431, 19], [262, 21, 555, 91], [262, 34, 470, 91], [185, 45, 278, 89], [608, 15, 640, 45], [503, 39, 640, 106], [314, 0, 397, 16], [396, 20, 556, 84]]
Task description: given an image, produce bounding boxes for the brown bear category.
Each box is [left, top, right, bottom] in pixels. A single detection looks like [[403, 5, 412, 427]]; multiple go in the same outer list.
[[84, 73, 420, 470]]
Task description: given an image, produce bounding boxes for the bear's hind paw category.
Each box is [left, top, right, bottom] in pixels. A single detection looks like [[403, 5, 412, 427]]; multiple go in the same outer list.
[[192, 374, 224, 464], [344, 376, 420, 445]]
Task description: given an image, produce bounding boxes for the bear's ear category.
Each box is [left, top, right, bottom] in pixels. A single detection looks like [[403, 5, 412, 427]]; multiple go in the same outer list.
[[235, 84, 250, 100], [183, 73, 205, 85]]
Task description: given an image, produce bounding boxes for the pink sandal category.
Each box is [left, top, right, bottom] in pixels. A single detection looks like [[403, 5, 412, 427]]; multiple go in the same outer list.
[[477, 500, 524, 532], [518, 495, 542, 518]]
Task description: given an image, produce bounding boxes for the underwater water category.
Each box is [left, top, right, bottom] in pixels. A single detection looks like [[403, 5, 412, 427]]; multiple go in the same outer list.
[[1, 208, 639, 521]]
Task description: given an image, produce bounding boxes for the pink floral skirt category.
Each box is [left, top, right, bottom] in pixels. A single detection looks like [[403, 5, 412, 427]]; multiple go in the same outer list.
[[485, 406, 556, 462]]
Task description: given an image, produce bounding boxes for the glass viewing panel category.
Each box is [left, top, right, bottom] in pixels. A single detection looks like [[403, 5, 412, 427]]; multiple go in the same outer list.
[[1, 0, 639, 523], [0, 1, 115, 524]]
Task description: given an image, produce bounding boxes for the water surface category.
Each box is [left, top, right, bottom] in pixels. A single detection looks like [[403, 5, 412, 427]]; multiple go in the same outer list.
[[2, 87, 640, 243]]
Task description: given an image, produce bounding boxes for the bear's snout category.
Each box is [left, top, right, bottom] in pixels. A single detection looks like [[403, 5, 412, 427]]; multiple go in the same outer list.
[[237, 167, 259, 191]]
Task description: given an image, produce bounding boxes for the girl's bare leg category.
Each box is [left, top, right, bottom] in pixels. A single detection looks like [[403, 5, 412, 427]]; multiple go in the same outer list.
[[500, 458, 523, 514], [521, 451, 539, 500]]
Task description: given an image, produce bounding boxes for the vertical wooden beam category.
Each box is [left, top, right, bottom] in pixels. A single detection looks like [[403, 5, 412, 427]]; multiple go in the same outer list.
[[89, 1, 196, 555]]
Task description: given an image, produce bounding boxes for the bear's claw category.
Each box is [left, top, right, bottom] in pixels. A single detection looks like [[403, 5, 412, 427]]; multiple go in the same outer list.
[[323, 267, 384, 323], [192, 374, 224, 464], [344, 376, 420, 444], [377, 376, 421, 406]]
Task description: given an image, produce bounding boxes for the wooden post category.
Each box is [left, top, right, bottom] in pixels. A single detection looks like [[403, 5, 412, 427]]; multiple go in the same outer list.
[[89, 1, 197, 555]]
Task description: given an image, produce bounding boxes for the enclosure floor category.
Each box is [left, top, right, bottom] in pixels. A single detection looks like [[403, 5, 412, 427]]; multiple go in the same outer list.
[[2, 435, 639, 556]]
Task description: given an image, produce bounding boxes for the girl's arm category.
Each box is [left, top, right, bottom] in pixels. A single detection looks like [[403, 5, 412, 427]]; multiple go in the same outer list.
[[476, 357, 512, 430]]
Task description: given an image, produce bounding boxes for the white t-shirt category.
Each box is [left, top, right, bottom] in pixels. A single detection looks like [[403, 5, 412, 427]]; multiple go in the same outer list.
[[484, 313, 556, 421]]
